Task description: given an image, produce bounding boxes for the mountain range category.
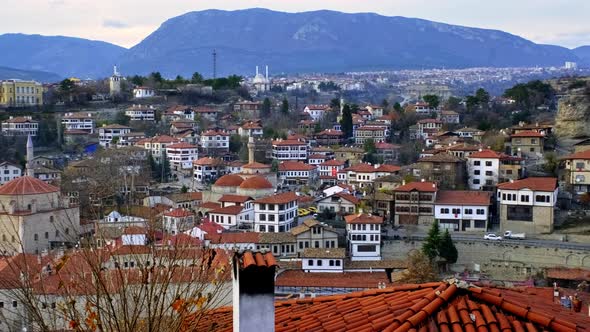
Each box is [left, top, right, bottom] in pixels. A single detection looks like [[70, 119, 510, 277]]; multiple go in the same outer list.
[[1, 9, 589, 79], [0, 66, 61, 82]]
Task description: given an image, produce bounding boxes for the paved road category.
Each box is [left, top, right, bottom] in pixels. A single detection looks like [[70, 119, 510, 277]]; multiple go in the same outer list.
[[384, 229, 590, 251]]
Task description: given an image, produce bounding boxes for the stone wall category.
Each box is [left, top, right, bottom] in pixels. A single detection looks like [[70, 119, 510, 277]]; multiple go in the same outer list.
[[382, 239, 590, 280], [555, 94, 590, 139]]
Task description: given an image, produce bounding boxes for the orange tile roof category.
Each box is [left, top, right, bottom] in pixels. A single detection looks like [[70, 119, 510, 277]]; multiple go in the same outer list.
[[242, 162, 271, 169], [239, 175, 273, 190], [190, 281, 590, 332], [193, 157, 223, 166], [315, 129, 344, 136], [0, 176, 59, 196], [394, 181, 438, 192], [546, 267, 590, 281], [164, 208, 193, 218], [279, 161, 316, 171], [497, 177, 557, 192], [199, 202, 222, 210], [331, 192, 360, 205], [272, 139, 306, 146], [167, 142, 197, 149], [208, 205, 244, 216], [219, 194, 253, 203], [3, 116, 38, 123], [254, 192, 299, 204], [375, 142, 401, 150], [435, 190, 492, 205], [344, 213, 384, 224], [511, 130, 544, 138], [214, 174, 244, 187], [201, 129, 229, 136], [468, 149, 503, 159], [561, 149, 590, 160], [276, 270, 392, 289], [319, 159, 345, 167], [236, 250, 277, 270]]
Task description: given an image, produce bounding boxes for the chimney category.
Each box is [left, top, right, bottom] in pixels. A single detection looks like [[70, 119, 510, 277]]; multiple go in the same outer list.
[[233, 251, 277, 332]]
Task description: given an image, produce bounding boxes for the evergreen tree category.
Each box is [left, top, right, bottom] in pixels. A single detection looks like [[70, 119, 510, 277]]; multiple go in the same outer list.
[[422, 220, 441, 261], [181, 185, 188, 193], [161, 151, 171, 183], [281, 98, 289, 114], [114, 111, 130, 126], [261, 97, 272, 117], [422, 95, 440, 109], [393, 102, 403, 114], [191, 72, 203, 83], [475, 88, 490, 105], [340, 104, 353, 139], [438, 229, 458, 264]]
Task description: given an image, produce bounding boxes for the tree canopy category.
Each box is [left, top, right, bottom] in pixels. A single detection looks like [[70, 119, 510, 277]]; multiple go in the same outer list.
[[422, 95, 440, 109], [339, 104, 353, 139]]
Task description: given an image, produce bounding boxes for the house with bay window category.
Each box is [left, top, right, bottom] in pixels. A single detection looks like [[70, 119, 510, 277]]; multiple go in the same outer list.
[[252, 192, 299, 233], [434, 190, 492, 232]]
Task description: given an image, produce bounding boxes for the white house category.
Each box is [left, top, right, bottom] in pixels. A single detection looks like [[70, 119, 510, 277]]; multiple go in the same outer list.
[[317, 192, 360, 215], [200, 129, 230, 151], [252, 192, 299, 233], [303, 105, 331, 122], [62, 113, 95, 134], [126, 105, 156, 121], [166, 142, 199, 172], [133, 87, 156, 99], [271, 139, 308, 161], [497, 177, 558, 234], [0, 162, 21, 185], [1, 116, 39, 137], [162, 208, 194, 235], [417, 119, 443, 139], [434, 190, 492, 232], [322, 183, 354, 197], [238, 121, 263, 137], [193, 157, 225, 184], [301, 248, 345, 273], [467, 149, 501, 190], [137, 135, 180, 164], [98, 124, 131, 148], [345, 214, 383, 261], [278, 161, 318, 186]]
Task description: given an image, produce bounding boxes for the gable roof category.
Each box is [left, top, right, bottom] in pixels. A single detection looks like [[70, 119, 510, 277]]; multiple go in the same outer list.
[[435, 190, 492, 206], [394, 181, 438, 192], [344, 213, 384, 225], [497, 177, 557, 192], [190, 280, 590, 332], [253, 192, 298, 204], [561, 149, 590, 160], [511, 130, 544, 138]]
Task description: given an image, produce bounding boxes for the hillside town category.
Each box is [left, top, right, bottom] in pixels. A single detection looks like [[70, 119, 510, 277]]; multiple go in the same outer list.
[[1, 63, 590, 330]]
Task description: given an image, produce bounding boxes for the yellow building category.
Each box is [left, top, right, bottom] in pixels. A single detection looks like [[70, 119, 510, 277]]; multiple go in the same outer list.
[[0, 79, 43, 107]]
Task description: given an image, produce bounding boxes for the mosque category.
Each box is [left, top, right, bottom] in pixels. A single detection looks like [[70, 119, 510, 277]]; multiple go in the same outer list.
[[252, 65, 271, 93]]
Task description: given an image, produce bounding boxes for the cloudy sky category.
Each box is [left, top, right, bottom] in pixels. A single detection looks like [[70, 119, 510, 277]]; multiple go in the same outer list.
[[2, 0, 589, 49]]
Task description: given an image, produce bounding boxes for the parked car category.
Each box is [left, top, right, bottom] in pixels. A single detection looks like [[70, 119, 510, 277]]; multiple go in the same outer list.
[[307, 206, 318, 213], [503, 231, 526, 240], [484, 233, 503, 241], [298, 208, 310, 217]]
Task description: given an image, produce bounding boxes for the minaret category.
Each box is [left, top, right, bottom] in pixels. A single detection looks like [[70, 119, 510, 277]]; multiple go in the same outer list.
[[26, 134, 34, 177], [247, 136, 255, 164], [256, 66, 259, 76]]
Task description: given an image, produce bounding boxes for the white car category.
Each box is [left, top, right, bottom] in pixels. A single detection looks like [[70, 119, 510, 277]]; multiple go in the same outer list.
[[484, 233, 503, 241]]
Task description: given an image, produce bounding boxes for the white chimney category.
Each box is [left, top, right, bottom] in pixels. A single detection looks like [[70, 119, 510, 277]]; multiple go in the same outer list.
[[232, 251, 277, 332]]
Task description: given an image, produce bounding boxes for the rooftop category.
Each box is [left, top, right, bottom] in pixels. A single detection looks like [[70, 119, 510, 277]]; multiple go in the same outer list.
[[301, 247, 346, 259], [344, 213, 384, 225], [435, 190, 492, 206], [0, 176, 59, 196], [394, 181, 438, 192], [497, 177, 557, 192]]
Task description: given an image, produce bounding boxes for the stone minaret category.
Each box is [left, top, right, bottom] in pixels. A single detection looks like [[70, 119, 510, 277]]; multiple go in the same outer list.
[[26, 134, 34, 177], [247, 136, 255, 164]]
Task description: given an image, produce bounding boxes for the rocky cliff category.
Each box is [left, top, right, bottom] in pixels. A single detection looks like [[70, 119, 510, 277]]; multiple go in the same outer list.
[[555, 84, 590, 139]]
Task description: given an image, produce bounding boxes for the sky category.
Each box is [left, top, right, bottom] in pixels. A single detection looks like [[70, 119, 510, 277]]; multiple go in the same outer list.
[[1, 0, 589, 49]]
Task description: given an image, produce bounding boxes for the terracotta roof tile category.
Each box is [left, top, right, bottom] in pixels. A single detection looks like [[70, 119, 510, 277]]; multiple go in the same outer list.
[[254, 192, 298, 204], [163, 208, 193, 218], [497, 177, 557, 192], [561, 149, 590, 160], [0, 176, 59, 195], [511, 130, 544, 138], [279, 161, 316, 171], [218, 194, 253, 203], [208, 205, 244, 215], [239, 175, 273, 189], [344, 213, 384, 225], [237, 250, 277, 270], [435, 191, 492, 205], [394, 181, 437, 192], [214, 174, 244, 187]]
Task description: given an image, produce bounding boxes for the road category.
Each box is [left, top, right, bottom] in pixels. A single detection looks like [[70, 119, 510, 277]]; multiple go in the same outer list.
[[384, 229, 590, 251]]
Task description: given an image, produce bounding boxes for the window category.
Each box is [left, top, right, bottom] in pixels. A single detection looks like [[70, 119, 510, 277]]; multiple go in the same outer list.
[[329, 260, 334, 266], [473, 161, 481, 166], [473, 179, 480, 184], [13, 301, 17, 308], [34, 234, 38, 241], [335, 260, 341, 266], [299, 242, 303, 250], [357, 245, 376, 252], [308, 259, 314, 266], [464, 209, 473, 215], [474, 170, 480, 175], [520, 195, 530, 202], [317, 260, 323, 266], [535, 195, 550, 203], [452, 208, 460, 214], [485, 161, 492, 167], [476, 209, 485, 215], [485, 171, 493, 176]]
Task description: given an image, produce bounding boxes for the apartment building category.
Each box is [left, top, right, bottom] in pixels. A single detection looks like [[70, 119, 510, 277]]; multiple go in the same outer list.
[[467, 149, 524, 190], [0, 162, 21, 185], [271, 139, 308, 161], [509, 131, 545, 159], [278, 161, 318, 186], [166, 142, 199, 172], [413, 154, 466, 190], [304, 104, 331, 122], [125, 105, 156, 121], [345, 213, 384, 261], [561, 150, 590, 194], [200, 129, 230, 152], [354, 125, 387, 146], [252, 192, 299, 233]]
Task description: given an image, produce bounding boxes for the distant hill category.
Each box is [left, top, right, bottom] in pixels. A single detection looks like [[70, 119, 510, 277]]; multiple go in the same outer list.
[[0, 33, 126, 78], [0, 9, 585, 78], [118, 8, 581, 77], [573, 46, 590, 65], [0, 66, 61, 82]]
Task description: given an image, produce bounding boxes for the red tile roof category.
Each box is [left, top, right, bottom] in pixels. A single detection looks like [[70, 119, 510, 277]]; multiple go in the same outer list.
[[376, 142, 401, 150], [254, 192, 299, 204], [242, 162, 271, 169], [394, 181, 438, 192], [199, 202, 222, 210], [166, 142, 197, 149], [196, 219, 225, 234], [164, 208, 193, 218], [213, 174, 244, 187], [3, 116, 38, 123], [279, 161, 316, 172], [497, 177, 557, 192], [193, 157, 223, 166], [272, 139, 306, 146], [511, 130, 545, 138], [206, 232, 260, 244], [332, 192, 360, 205], [468, 149, 503, 159], [546, 267, 590, 281], [219, 194, 252, 203], [315, 129, 343, 136], [0, 176, 59, 196], [344, 213, 384, 224], [239, 175, 273, 190], [561, 149, 590, 160], [319, 159, 345, 167], [190, 281, 590, 332], [435, 190, 492, 205], [201, 129, 229, 136], [276, 270, 392, 289], [208, 205, 244, 216], [236, 250, 277, 270]]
